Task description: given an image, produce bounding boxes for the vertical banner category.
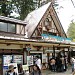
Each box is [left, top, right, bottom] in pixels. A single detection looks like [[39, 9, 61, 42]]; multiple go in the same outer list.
[[27, 56, 33, 66]]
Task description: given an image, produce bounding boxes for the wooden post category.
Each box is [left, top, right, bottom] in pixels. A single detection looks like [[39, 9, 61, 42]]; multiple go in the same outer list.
[[53, 45, 55, 58], [68, 47, 71, 63]]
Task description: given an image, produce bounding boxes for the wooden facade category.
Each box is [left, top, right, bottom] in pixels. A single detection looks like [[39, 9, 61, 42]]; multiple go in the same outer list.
[[0, 2, 74, 75], [25, 2, 72, 69]]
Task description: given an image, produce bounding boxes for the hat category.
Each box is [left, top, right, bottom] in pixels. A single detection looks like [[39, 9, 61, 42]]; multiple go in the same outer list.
[[8, 65, 16, 71]]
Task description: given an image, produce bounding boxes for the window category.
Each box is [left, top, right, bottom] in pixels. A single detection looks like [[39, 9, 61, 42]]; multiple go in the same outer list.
[[0, 22, 7, 32], [8, 23, 16, 33], [0, 22, 16, 33]]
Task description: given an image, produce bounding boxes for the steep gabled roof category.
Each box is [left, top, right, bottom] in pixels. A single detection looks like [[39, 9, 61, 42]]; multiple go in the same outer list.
[[24, 2, 66, 38], [24, 2, 51, 38]]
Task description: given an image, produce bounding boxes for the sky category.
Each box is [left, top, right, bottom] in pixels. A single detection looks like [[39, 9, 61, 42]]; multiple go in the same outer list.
[[56, 0, 75, 33]]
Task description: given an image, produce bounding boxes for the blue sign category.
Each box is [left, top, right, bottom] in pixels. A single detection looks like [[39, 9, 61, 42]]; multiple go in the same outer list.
[[41, 34, 71, 43], [3, 66, 8, 69], [27, 47, 31, 51]]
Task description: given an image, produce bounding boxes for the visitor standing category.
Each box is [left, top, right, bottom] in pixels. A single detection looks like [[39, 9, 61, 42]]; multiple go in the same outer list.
[[18, 64, 24, 75], [5, 65, 17, 75], [30, 65, 42, 75], [35, 56, 42, 70]]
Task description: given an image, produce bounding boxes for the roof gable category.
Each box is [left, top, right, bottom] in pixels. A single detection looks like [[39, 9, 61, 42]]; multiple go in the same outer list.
[[25, 2, 66, 38], [25, 2, 51, 38]]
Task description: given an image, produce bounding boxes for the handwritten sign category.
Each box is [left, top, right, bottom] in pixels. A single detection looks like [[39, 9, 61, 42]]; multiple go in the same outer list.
[[22, 65, 29, 70]]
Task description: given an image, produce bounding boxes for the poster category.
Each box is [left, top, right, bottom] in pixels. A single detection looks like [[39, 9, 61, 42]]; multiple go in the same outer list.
[[13, 55, 23, 64], [27, 56, 33, 66], [3, 55, 12, 67]]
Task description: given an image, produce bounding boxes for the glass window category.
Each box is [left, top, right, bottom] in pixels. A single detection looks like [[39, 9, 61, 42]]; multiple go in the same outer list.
[[0, 22, 7, 32], [8, 23, 16, 33]]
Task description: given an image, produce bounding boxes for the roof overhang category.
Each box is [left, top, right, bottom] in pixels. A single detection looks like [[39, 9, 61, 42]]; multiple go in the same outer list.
[[0, 16, 26, 25], [0, 37, 72, 48]]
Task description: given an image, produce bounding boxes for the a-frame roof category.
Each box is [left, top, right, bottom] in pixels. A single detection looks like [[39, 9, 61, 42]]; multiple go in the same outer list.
[[24, 2, 66, 38]]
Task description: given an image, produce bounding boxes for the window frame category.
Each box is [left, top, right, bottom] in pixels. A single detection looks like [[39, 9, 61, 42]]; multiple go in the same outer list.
[[0, 21, 16, 33]]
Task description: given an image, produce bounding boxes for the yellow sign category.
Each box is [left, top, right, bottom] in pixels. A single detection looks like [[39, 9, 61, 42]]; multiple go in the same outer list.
[[22, 65, 29, 71]]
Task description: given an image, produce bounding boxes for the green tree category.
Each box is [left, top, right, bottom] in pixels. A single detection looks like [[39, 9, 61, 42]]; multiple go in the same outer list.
[[0, 0, 35, 19], [0, 0, 60, 20], [67, 22, 75, 40], [12, 0, 35, 20], [0, 0, 13, 17]]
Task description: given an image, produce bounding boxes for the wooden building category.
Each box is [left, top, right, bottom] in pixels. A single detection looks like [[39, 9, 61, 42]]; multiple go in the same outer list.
[[0, 2, 74, 75], [24, 2, 72, 66], [0, 16, 27, 75]]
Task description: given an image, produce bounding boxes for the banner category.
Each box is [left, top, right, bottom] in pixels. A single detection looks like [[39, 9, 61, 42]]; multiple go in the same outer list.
[[27, 56, 33, 66]]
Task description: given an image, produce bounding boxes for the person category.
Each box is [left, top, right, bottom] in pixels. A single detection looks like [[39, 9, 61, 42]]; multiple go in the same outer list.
[[5, 65, 17, 75], [56, 56, 62, 72], [18, 64, 24, 75], [50, 58, 56, 72], [35, 56, 42, 70], [71, 57, 75, 75], [71, 57, 75, 72], [30, 65, 42, 75], [60, 56, 65, 72]]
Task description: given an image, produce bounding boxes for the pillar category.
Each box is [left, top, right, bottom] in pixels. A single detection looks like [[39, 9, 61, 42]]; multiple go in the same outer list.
[[53, 45, 55, 58]]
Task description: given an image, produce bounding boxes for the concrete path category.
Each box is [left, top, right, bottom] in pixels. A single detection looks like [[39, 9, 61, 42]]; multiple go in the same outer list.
[[42, 68, 72, 75]]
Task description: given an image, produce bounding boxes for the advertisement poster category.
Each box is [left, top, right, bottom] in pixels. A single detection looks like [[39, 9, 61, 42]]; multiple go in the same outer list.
[[13, 55, 23, 64], [3, 55, 23, 69], [27, 56, 33, 66], [3, 55, 12, 66]]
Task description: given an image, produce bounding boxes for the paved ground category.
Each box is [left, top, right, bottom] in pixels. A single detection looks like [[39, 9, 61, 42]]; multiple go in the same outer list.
[[42, 67, 72, 75]]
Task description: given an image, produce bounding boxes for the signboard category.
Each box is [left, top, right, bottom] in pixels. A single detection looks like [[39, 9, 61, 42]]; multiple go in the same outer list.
[[41, 34, 71, 43], [22, 65, 29, 70], [27, 56, 33, 66]]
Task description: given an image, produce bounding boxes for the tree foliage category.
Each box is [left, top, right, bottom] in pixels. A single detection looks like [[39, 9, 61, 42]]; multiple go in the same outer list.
[[12, 0, 35, 20], [0, 0, 35, 20], [0, 0, 59, 20], [67, 22, 75, 40]]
